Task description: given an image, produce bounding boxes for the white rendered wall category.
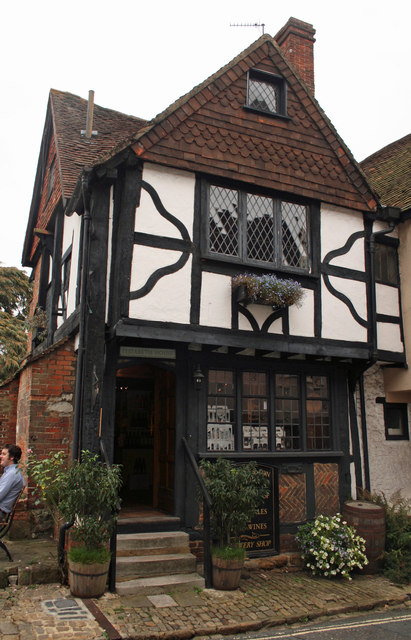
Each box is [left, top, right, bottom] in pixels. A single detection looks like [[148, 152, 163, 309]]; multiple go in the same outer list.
[[136, 163, 195, 239], [129, 164, 195, 324], [321, 204, 365, 268], [375, 283, 400, 317], [200, 273, 232, 328], [129, 248, 192, 324], [57, 212, 81, 328], [321, 278, 367, 342], [289, 289, 314, 337], [363, 365, 411, 501]]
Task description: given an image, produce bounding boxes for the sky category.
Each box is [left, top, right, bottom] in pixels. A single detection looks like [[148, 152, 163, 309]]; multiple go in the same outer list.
[[1, 0, 410, 271]]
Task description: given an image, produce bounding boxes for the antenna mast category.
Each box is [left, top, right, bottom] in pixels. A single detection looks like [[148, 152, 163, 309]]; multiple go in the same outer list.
[[230, 22, 265, 35]]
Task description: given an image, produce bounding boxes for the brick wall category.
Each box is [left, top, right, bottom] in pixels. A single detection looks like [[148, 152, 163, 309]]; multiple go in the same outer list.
[[0, 377, 19, 445], [22, 338, 77, 460]]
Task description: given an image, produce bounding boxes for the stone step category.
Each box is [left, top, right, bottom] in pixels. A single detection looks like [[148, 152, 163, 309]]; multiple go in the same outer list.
[[116, 553, 197, 581], [116, 572, 205, 596], [117, 531, 190, 556], [117, 515, 181, 534]]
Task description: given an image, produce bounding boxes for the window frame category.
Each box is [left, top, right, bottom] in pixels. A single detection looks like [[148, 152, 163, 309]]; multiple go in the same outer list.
[[206, 368, 333, 453], [377, 397, 409, 440], [374, 238, 399, 286], [245, 68, 288, 119], [202, 179, 313, 274]]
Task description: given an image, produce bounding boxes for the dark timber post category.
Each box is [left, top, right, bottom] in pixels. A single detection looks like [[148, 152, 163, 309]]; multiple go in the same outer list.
[[80, 179, 111, 454]]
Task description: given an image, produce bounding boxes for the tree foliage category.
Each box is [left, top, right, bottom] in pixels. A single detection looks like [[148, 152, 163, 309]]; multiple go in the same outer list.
[[0, 266, 32, 383]]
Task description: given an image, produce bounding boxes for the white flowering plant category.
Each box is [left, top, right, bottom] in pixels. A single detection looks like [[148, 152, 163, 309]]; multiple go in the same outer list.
[[296, 514, 368, 579]]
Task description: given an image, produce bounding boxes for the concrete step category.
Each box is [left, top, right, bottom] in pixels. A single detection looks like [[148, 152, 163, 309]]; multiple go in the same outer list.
[[117, 531, 190, 556], [116, 552, 197, 581], [116, 572, 205, 596]]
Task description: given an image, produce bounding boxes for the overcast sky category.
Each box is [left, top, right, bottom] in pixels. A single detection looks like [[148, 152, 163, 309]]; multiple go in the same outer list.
[[1, 0, 410, 271]]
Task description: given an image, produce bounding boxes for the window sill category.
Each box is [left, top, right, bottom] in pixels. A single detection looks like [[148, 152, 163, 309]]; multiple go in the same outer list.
[[243, 105, 291, 121], [199, 450, 344, 459]]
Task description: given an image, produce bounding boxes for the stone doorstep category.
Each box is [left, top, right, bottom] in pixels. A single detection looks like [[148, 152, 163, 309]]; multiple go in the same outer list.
[[116, 572, 205, 596], [116, 531, 190, 550], [116, 553, 197, 580]]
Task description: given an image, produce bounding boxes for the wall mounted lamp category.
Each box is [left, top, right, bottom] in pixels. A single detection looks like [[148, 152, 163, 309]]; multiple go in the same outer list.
[[193, 365, 204, 390]]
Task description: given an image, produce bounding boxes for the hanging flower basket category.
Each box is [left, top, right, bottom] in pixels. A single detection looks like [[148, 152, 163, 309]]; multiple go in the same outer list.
[[231, 273, 304, 310]]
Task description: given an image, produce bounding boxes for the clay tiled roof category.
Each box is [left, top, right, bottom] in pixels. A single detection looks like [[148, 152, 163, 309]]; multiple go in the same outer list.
[[118, 35, 378, 214], [360, 134, 411, 212], [50, 90, 147, 200]]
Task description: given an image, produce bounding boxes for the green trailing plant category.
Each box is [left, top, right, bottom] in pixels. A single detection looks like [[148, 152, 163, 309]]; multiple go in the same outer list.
[[296, 514, 368, 579], [200, 458, 269, 550], [358, 489, 411, 584], [231, 273, 304, 309], [26, 449, 68, 527], [57, 450, 122, 560]]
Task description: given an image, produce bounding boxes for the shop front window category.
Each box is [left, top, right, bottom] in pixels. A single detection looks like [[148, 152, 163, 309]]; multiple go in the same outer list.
[[206, 369, 331, 452]]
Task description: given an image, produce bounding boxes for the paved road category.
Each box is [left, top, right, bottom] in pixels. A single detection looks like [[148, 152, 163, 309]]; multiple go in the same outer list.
[[228, 609, 411, 639]]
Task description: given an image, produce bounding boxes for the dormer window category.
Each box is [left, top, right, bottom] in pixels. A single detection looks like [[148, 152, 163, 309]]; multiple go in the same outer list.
[[246, 69, 287, 117]]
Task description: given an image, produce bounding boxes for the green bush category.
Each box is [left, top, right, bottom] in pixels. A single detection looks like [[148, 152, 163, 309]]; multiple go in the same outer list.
[[68, 546, 111, 564], [200, 458, 269, 549], [58, 450, 122, 554], [359, 490, 411, 584]]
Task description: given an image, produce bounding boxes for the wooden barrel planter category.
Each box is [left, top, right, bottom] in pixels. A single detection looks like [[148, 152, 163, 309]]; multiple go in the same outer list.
[[212, 555, 244, 590], [342, 500, 385, 573], [69, 560, 110, 598]]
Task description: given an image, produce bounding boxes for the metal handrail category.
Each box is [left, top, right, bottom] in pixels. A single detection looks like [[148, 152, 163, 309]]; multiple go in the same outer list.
[[181, 437, 212, 588]]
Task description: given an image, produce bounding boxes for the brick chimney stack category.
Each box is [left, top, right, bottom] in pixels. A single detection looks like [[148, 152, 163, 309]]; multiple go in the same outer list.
[[274, 17, 316, 94]]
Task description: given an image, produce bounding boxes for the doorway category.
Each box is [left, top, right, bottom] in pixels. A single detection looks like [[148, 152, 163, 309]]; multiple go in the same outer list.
[[114, 364, 175, 513]]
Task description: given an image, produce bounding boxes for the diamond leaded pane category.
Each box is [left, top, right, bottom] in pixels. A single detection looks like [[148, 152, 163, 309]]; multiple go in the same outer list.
[[281, 202, 308, 269], [247, 194, 274, 262], [248, 78, 279, 113], [209, 186, 239, 256]]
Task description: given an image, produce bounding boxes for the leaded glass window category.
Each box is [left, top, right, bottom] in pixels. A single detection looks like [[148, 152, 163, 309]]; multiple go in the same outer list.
[[306, 376, 330, 450], [246, 69, 286, 116], [242, 372, 268, 450], [207, 370, 235, 451], [206, 369, 331, 453], [207, 184, 310, 272]]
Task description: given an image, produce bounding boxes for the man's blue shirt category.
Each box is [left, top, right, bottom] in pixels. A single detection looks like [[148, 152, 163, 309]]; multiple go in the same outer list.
[[0, 464, 25, 513]]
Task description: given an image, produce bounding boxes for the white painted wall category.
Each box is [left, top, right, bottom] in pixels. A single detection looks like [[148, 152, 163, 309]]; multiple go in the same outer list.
[[57, 212, 81, 328], [321, 277, 367, 342], [376, 283, 400, 317], [289, 289, 314, 337], [321, 204, 365, 269], [377, 322, 403, 353], [200, 273, 232, 329], [362, 365, 411, 501], [136, 163, 195, 238], [129, 247, 192, 323], [129, 164, 194, 324]]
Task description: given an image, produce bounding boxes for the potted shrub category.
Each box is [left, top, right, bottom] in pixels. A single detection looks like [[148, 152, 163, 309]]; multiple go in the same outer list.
[[231, 273, 304, 309], [200, 458, 269, 590], [26, 449, 67, 538], [58, 450, 122, 598]]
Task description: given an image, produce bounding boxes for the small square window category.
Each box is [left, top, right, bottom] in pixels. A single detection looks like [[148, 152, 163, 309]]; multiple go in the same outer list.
[[377, 398, 409, 440], [246, 69, 286, 117]]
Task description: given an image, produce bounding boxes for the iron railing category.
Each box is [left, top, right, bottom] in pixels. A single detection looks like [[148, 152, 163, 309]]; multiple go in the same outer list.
[[181, 437, 213, 588]]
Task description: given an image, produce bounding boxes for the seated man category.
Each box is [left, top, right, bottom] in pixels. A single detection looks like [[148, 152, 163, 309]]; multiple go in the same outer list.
[[0, 444, 25, 522]]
